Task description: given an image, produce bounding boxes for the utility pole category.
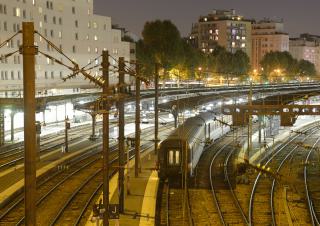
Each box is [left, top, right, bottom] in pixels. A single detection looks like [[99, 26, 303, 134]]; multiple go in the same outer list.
[[118, 57, 125, 213], [22, 22, 37, 226], [101, 50, 110, 226], [154, 64, 159, 156], [135, 64, 141, 177]]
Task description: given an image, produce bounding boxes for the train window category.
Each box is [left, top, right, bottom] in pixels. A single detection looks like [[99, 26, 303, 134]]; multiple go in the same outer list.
[[175, 151, 180, 165], [169, 150, 174, 165], [168, 149, 180, 166]]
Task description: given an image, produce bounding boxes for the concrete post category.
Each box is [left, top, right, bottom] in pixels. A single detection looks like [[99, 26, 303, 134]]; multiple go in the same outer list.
[[22, 22, 37, 226], [0, 109, 4, 146], [42, 110, 46, 126], [10, 110, 15, 142], [90, 113, 97, 140], [65, 116, 69, 153]]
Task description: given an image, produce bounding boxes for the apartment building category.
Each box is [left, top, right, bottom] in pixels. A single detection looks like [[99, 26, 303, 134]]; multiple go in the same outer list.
[[0, 0, 134, 93], [290, 34, 320, 73], [190, 9, 252, 61], [251, 20, 289, 70]]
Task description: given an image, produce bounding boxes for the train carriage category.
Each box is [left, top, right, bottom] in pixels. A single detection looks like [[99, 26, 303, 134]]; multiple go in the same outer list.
[[159, 112, 231, 180]]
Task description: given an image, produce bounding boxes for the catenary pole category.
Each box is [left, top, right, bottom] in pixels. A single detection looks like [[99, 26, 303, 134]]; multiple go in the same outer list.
[[135, 64, 141, 177], [118, 57, 125, 213], [22, 22, 37, 226], [102, 50, 110, 226]]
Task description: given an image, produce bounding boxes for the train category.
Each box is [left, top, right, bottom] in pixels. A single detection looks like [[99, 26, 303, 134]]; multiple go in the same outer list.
[[159, 111, 231, 180]]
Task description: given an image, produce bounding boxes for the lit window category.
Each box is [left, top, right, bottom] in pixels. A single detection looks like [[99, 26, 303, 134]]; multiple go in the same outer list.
[[15, 8, 21, 17], [87, 46, 91, 52], [232, 42, 235, 47], [58, 31, 62, 38], [241, 43, 246, 48], [94, 35, 98, 41], [242, 36, 246, 40], [209, 29, 213, 34], [175, 151, 180, 165], [204, 17, 207, 22], [169, 151, 174, 165], [33, 0, 36, 5]]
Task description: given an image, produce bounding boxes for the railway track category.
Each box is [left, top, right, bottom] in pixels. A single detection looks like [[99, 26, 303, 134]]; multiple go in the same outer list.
[[249, 124, 319, 225], [304, 135, 320, 225], [0, 124, 95, 170], [0, 125, 171, 225], [209, 141, 248, 226], [158, 181, 192, 226]]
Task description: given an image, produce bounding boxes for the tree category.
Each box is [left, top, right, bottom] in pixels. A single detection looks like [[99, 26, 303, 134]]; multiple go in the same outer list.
[[207, 46, 250, 84], [298, 59, 316, 77], [136, 40, 155, 79], [260, 51, 299, 81], [232, 50, 250, 77], [141, 20, 182, 81]]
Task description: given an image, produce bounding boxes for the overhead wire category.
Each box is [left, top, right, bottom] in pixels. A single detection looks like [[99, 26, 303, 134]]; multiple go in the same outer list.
[[0, 31, 21, 49]]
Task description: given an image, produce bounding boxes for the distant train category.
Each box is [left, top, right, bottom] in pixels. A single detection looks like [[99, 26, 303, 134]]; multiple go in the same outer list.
[[159, 80, 205, 89], [159, 112, 231, 180]]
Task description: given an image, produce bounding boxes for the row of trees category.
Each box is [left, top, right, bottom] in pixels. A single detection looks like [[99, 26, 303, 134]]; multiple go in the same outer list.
[[136, 20, 250, 81], [260, 51, 316, 81], [136, 20, 317, 82]]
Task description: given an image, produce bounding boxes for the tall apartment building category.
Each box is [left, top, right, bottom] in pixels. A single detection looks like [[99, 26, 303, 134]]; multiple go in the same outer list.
[[290, 34, 320, 73], [190, 9, 252, 61], [251, 20, 289, 70], [0, 0, 135, 93]]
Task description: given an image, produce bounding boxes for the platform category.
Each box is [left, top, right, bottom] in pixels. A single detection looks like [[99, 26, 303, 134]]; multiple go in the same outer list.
[[238, 116, 320, 164], [86, 148, 158, 226]]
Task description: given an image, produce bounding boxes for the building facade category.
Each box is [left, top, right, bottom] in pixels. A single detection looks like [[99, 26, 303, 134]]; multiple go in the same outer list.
[[251, 20, 289, 71], [0, 0, 134, 94], [290, 34, 320, 73], [190, 9, 252, 61]]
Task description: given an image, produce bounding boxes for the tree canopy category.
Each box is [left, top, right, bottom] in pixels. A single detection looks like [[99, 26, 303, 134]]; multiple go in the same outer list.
[[260, 51, 317, 81]]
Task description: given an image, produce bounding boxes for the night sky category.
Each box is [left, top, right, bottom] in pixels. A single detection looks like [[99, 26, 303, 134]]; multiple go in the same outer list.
[[94, 0, 319, 38]]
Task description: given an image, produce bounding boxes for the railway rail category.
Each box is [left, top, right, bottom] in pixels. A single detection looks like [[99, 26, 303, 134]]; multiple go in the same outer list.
[[249, 124, 320, 225], [0, 124, 171, 225]]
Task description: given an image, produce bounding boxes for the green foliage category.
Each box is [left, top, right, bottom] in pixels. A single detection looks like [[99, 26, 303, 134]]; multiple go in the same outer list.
[[260, 51, 298, 77], [208, 47, 250, 78], [136, 40, 155, 78], [137, 20, 250, 81], [298, 59, 316, 76], [142, 20, 182, 70], [260, 51, 317, 80]]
